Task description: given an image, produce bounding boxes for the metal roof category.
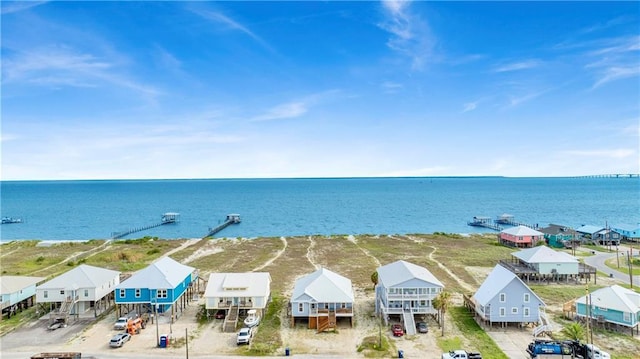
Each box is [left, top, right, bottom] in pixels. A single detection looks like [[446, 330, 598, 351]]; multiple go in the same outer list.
[[116, 256, 194, 289], [501, 225, 543, 236], [575, 285, 640, 314], [377, 260, 443, 288], [472, 264, 545, 307], [512, 246, 578, 264], [0, 276, 45, 294], [37, 264, 120, 290], [204, 272, 271, 298], [291, 267, 354, 303], [575, 225, 605, 234]]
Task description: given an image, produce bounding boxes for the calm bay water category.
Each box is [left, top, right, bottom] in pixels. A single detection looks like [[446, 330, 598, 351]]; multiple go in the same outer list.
[[0, 177, 638, 241]]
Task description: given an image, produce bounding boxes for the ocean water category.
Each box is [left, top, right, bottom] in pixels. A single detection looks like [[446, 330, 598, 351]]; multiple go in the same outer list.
[[0, 177, 638, 241]]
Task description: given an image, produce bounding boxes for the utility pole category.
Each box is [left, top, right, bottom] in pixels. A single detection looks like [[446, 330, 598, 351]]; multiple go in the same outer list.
[[155, 302, 159, 347], [185, 328, 189, 359], [584, 286, 590, 345], [628, 251, 634, 288]]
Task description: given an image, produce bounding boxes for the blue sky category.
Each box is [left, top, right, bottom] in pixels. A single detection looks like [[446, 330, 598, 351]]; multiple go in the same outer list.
[[1, 1, 639, 180]]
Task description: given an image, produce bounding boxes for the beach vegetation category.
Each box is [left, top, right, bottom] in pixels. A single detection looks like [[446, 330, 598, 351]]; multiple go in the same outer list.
[[357, 333, 395, 357], [448, 306, 508, 359], [245, 293, 284, 355]]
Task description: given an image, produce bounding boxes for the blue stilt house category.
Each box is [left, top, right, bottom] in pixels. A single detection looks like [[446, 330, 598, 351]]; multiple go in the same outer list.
[[114, 256, 197, 323]]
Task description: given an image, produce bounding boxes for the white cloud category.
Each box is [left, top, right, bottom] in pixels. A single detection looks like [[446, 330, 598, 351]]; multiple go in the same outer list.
[[493, 59, 541, 73], [591, 66, 640, 89], [462, 102, 477, 113], [190, 8, 274, 52], [1, 1, 48, 15], [379, 0, 435, 70], [381, 81, 403, 93], [251, 101, 308, 122]]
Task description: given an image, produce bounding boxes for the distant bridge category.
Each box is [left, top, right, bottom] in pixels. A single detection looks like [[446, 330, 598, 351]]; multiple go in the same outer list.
[[574, 174, 639, 178]]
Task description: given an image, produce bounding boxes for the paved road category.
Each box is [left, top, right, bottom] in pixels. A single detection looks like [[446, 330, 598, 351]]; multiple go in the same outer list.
[[581, 245, 640, 286]]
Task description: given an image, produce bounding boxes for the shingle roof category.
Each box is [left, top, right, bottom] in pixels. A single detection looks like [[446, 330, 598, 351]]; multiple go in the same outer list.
[[575, 285, 640, 313], [37, 265, 119, 290], [501, 225, 544, 236], [116, 256, 194, 289], [291, 268, 354, 303], [377, 260, 443, 288], [472, 264, 545, 307], [538, 224, 577, 236], [204, 272, 271, 298], [512, 246, 578, 264], [0, 276, 45, 294]]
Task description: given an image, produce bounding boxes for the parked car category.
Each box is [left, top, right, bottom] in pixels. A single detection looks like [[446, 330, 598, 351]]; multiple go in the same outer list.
[[391, 323, 404, 337], [214, 309, 225, 319], [109, 333, 131, 348], [113, 317, 129, 330], [416, 321, 428, 333], [236, 327, 253, 345]]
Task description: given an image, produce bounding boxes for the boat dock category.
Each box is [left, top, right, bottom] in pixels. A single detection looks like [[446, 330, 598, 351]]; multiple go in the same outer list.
[[467, 216, 503, 231], [111, 212, 179, 239], [494, 214, 537, 229], [1, 217, 23, 224], [204, 214, 241, 238]]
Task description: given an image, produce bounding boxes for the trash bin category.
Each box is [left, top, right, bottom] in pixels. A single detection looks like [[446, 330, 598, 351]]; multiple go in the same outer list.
[[285, 347, 290, 356], [159, 334, 168, 348], [398, 349, 404, 358]]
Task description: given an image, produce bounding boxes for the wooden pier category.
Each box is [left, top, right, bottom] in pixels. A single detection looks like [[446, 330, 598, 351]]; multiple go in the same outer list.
[[494, 214, 537, 229], [111, 212, 179, 239], [204, 214, 241, 238], [467, 216, 503, 231]]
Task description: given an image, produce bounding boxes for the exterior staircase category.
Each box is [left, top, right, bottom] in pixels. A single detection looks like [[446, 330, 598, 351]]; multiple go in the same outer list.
[[533, 310, 553, 337], [316, 311, 337, 333], [402, 309, 416, 335], [223, 305, 239, 332]]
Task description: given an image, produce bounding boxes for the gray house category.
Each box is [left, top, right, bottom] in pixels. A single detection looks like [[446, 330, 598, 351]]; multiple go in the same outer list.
[[36, 264, 120, 322], [1, 276, 44, 319], [375, 260, 443, 334], [290, 267, 354, 332], [470, 264, 546, 330]]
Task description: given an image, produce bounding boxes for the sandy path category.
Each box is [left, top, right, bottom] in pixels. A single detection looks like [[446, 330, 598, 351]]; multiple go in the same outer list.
[[253, 237, 287, 271], [428, 245, 476, 293], [348, 235, 381, 267], [305, 236, 319, 269]]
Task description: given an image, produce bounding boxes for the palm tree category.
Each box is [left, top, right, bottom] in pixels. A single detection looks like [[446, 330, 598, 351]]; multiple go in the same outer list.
[[561, 322, 585, 341], [370, 271, 378, 290], [433, 291, 452, 336]]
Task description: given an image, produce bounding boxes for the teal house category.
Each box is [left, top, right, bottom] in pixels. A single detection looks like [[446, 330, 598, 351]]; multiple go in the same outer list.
[[611, 224, 640, 242], [1, 276, 44, 319], [575, 285, 640, 336], [538, 224, 577, 248], [114, 256, 197, 323]]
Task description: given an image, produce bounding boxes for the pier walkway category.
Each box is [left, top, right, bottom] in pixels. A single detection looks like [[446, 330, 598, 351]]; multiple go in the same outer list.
[[203, 214, 241, 238], [111, 212, 179, 239]]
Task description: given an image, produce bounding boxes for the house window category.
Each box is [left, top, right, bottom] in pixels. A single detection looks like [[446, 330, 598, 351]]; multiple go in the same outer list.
[[84, 289, 89, 297], [135, 289, 141, 298], [60, 290, 65, 296], [298, 303, 303, 313], [157, 289, 167, 299], [420, 300, 426, 306], [341, 303, 346, 309], [511, 307, 518, 314], [624, 312, 631, 322], [523, 293, 530, 303], [44, 291, 48, 299], [523, 307, 530, 317], [119, 289, 125, 298], [499, 293, 506, 302], [499, 307, 506, 317], [311, 303, 316, 309]]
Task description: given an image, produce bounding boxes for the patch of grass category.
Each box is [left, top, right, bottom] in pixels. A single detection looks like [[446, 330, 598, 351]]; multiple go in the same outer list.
[[449, 306, 508, 359], [357, 333, 395, 358], [605, 257, 640, 275], [0, 306, 39, 335], [245, 293, 284, 356], [529, 284, 604, 308], [437, 336, 463, 351]]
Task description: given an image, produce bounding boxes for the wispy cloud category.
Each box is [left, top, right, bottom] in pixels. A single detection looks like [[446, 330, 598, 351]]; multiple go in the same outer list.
[[581, 35, 640, 89], [462, 102, 477, 113], [591, 66, 640, 89], [564, 148, 636, 159], [2, 45, 160, 98], [381, 81, 403, 94], [1, 1, 48, 15], [493, 59, 541, 73], [250, 90, 341, 122], [190, 8, 274, 52], [379, 0, 435, 70]]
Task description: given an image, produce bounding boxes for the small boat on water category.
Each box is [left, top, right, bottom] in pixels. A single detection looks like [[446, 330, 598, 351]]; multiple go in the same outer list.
[[244, 309, 260, 328], [1, 217, 22, 224]]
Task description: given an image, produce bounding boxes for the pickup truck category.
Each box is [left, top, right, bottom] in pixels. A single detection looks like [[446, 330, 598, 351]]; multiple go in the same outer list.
[[441, 350, 482, 359]]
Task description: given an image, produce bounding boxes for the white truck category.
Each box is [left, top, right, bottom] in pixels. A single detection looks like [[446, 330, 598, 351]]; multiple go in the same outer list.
[[441, 350, 482, 359]]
